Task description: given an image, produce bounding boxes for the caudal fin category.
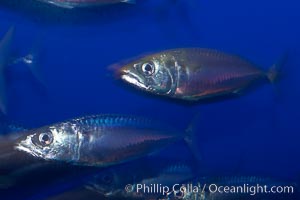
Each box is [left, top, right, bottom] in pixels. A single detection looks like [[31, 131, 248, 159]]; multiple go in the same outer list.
[[0, 26, 14, 114], [21, 53, 45, 87], [267, 53, 288, 83], [184, 114, 202, 164], [12, 37, 46, 88]]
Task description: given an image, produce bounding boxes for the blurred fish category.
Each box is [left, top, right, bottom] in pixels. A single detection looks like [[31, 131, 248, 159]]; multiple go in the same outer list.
[[1, 160, 98, 199], [0, 138, 40, 189], [40, 153, 197, 200], [86, 154, 197, 199], [0, 118, 28, 139], [0, 27, 14, 114], [0, 123, 27, 186], [0, 118, 30, 185], [0, 122, 27, 136], [15, 114, 197, 167], [181, 176, 298, 200], [115, 48, 285, 102], [0, 27, 44, 115], [107, 164, 195, 199], [37, 0, 135, 9]]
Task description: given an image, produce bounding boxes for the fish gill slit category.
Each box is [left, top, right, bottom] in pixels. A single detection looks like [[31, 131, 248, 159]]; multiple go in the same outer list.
[[165, 65, 176, 95], [167, 60, 182, 95], [75, 127, 83, 162]]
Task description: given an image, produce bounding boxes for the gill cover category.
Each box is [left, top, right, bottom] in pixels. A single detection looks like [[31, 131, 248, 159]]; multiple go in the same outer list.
[[15, 123, 79, 162], [120, 56, 180, 95]]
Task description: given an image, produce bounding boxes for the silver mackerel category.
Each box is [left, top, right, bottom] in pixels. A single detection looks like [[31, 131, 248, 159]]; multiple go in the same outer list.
[[117, 48, 284, 101], [15, 115, 187, 167]]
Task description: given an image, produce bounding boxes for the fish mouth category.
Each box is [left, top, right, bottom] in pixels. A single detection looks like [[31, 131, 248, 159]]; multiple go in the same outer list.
[[120, 70, 149, 90], [15, 143, 39, 157], [14, 135, 43, 158]]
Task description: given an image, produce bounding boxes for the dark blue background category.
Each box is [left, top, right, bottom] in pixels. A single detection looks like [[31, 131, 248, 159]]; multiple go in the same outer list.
[[0, 0, 299, 181]]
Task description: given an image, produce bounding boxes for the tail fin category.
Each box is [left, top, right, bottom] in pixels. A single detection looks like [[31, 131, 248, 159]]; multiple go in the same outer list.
[[0, 26, 14, 114], [267, 53, 288, 83], [20, 54, 45, 87], [12, 37, 45, 88], [184, 114, 202, 164]]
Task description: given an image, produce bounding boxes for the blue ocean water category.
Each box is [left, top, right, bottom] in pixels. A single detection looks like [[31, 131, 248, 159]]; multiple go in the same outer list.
[[0, 0, 299, 199]]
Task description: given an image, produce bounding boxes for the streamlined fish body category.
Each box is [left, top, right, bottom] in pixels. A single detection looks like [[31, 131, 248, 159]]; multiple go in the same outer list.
[[0, 27, 43, 115], [86, 155, 196, 199], [117, 48, 282, 101], [15, 115, 185, 167]]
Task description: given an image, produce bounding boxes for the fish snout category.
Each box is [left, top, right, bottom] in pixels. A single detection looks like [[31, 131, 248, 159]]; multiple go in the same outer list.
[[119, 70, 148, 91], [107, 63, 125, 80]]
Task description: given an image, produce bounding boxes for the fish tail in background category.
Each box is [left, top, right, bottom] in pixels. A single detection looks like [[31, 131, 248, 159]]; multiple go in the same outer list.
[[184, 113, 202, 165], [266, 53, 289, 83], [0, 26, 14, 115], [13, 36, 46, 89]]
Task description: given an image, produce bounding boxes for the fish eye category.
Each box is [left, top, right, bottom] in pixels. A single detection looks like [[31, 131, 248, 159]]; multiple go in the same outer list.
[[141, 62, 155, 76], [39, 132, 53, 146]]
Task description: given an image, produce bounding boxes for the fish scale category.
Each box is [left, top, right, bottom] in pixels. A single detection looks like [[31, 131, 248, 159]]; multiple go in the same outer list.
[[73, 115, 155, 127]]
